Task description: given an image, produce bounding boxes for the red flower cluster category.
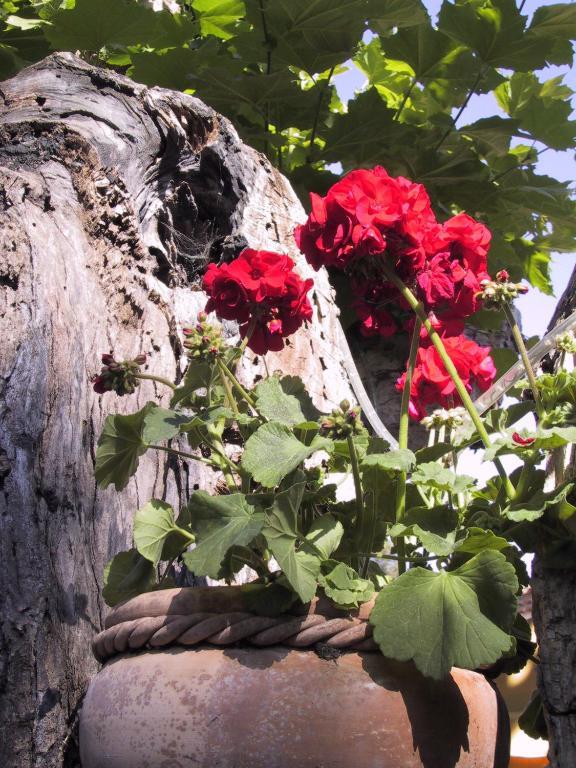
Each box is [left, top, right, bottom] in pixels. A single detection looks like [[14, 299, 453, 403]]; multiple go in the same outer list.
[[295, 166, 497, 418], [294, 167, 491, 336], [396, 335, 496, 421], [203, 249, 313, 354]]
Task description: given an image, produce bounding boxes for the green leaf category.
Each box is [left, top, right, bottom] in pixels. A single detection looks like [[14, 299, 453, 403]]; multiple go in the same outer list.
[[322, 88, 420, 168], [254, 375, 320, 426], [503, 483, 574, 523], [242, 422, 332, 488], [102, 548, 156, 607], [46, 0, 197, 51], [411, 462, 476, 493], [319, 561, 374, 608], [370, 551, 517, 679], [438, 0, 555, 71], [455, 549, 518, 632], [519, 691, 548, 741], [535, 425, 576, 449], [360, 449, 416, 475], [133, 499, 187, 566], [304, 515, 344, 559], [484, 401, 534, 432], [456, 527, 511, 555], [95, 402, 154, 491], [245, 0, 367, 72], [171, 359, 219, 407], [495, 73, 576, 150], [262, 482, 321, 603], [182, 492, 265, 578], [529, 3, 576, 41], [142, 406, 190, 445], [390, 505, 459, 556], [192, 0, 245, 40], [368, 0, 428, 32]]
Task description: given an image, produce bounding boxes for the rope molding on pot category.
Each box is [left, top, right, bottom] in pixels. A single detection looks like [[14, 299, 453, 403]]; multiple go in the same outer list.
[[92, 610, 378, 662]]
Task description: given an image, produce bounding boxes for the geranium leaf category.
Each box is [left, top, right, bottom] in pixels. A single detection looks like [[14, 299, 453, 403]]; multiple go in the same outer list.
[[242, 422, 332, 488], [370, 551, 517, 679], [360, 449, 416, 474], [456, 527, 511, 555], [170, 359, 219, 407], [95, 402, 155, 491], [133, 499, 189, 567], [262, 482, 321, 603], [182, 492, 265, 578], [102, 548, 156, 607], [305, 515, 344, 560], [319, 561, 374, 608], [142, 406, 190, 444], [390, 505, 459, 556], [503, 483, 574, 523], [254, 375, 320, 426], [411, 462, 476, 493]]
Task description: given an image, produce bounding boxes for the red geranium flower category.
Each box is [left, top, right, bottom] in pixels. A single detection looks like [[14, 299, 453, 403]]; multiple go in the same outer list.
[[203, 249, 313, 354], [396, 335, 496, 420]]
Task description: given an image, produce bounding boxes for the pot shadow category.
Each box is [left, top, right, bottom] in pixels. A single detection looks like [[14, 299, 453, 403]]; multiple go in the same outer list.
[[362, 656, 469, 768], [223, 645, 289, 670]]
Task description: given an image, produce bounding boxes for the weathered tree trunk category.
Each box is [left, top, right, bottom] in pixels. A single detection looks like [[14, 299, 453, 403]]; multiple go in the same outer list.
[[0, 53, 355, 768], [530, 275, 576, 768], [532, 559, 576, 767]]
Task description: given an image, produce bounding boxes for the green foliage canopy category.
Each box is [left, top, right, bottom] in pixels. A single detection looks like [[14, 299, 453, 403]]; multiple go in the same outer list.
[[1, 0, 575, 302]]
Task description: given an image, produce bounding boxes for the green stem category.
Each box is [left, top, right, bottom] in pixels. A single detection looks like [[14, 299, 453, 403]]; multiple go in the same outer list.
[[217, 359, 258, 411], [308, 65, 336, 163], [395, 317, 422, 574], [346, 435, 370, 576], [514, 457, 538, 501], [434, 67, 484, 151], [135, 372, 176, 391], [174, 525, 196, 542], [395, 77, 416, 120], [382, 265, 517, 501], [502, 303, 543, 418], [149, 444, 213, 465], [378, 552, 440, 562], [240, 317, 258, 353]]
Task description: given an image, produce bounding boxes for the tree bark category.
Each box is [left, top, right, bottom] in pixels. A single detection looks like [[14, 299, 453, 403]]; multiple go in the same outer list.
[[531, 557, 576, 767], [0, 53, 356, 768]]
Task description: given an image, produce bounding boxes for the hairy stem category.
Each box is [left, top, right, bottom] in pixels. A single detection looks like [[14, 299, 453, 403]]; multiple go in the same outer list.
[[135, 372, 176, 390], [502, 303, 543, 417], [217, 358, 258, 412], [381, 265, 517, 500], [395, 317, 422, 574]]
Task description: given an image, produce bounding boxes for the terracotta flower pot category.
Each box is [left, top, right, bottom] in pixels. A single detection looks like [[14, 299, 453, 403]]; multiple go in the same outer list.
[[80, 586, 510, 768]]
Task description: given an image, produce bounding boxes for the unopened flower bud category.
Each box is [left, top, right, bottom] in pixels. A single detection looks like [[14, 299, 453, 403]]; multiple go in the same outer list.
[[339, 399, 350, 412], [554, 330, 576, 355], [495, 270, 509, 282], [134, 354, 146, 366], [197, 311, 208, 323], [101, 353, 115, 365], [512, 432, 535, 447], [182, 327, 195, 337]]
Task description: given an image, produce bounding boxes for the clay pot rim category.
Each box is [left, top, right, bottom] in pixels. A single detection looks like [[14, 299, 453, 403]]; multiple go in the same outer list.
[[105, 585, 374, 630]]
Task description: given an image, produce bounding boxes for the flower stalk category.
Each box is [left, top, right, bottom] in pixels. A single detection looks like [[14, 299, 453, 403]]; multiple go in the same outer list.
[[502, 303, 543, 418], [395, 317, 422, 574], [382, 264, 516, 501]]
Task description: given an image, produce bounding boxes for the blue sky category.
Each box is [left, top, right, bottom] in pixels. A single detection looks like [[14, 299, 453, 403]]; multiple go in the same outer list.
[[334, 0, 576, 338]]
